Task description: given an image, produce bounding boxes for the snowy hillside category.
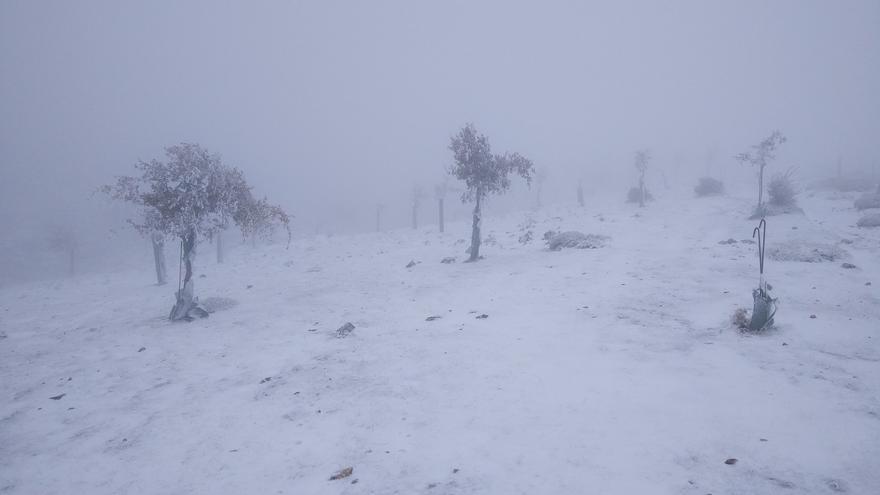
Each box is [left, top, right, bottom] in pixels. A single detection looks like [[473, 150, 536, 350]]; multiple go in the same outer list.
[[2, 190, 878, 494]]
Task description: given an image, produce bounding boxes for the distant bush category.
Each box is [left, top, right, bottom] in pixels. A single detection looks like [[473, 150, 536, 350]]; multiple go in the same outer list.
[[626, 187, 653, 204], [768, 169, 798, 207], [694, 177, 724, 197], [857, 212, 880, 228], [854, 191, 880, 211]]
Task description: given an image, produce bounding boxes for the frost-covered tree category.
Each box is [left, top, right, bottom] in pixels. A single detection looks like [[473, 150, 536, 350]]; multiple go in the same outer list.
[[634, 149, 651, 207], [101, 143, 290, 321], [735, 131, 786, 211], [448, 123, 534, 262]]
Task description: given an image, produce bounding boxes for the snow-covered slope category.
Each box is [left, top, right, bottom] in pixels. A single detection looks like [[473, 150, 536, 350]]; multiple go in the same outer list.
[[2, 190, 878, 494]]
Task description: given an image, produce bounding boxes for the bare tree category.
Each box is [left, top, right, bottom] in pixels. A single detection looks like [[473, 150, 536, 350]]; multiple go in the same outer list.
[[101, 143, 290, 321], [448, 123, 534, 262], [735, 131, 786, 211]]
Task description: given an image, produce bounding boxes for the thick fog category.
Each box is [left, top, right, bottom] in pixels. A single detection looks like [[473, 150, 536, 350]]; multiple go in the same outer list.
[[1, 0, 878, 283]]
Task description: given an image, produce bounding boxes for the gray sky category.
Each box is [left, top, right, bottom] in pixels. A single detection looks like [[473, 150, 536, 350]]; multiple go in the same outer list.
[[2, 0, 878, 239]]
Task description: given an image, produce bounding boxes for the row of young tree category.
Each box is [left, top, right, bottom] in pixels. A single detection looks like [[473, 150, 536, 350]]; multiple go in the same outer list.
[[98, 127, 792, 321]]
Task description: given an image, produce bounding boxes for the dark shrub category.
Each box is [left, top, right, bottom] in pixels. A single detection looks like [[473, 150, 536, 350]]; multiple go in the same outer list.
[[694, 177, 724, 197], [768, 170, 797, 207]]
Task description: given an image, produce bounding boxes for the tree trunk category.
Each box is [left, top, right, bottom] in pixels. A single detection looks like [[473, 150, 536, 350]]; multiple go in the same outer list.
[[468, 193, 482, 262], [216, 231, 224, 264], [376, 205, 382, 232], [638, 173, 646, 208], [758, 165, 765, 208], [412, 202, 418, 230], [151, 233, 167, 285], [68, 248, 76, 277], [438, 197, 445, 233], [170, 229, 207, 321], [577, 185, 584, 207]]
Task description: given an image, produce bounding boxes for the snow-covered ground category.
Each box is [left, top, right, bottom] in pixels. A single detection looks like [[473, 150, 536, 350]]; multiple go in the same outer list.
[[2, 189, 878, 494]]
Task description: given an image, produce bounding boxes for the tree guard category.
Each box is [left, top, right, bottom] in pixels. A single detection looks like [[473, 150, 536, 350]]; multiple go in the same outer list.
[[748, 218, 777, 331]]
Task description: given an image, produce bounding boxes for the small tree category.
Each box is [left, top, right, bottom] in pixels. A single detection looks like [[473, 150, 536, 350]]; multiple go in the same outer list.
[[634, 149, 651, 207], [448, 123, 534, 262], [102, 143, 290, 321], [735, 131, 786, 211], [576, 180, 584, 207]]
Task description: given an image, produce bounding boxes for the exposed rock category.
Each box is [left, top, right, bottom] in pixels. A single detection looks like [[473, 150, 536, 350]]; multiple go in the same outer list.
[[336, 322, 355, 338], [440, 257, 456, 264], [546, 231, 609, 251], [718, 238, 738, 245], [857, 212, 880, 228], [767, 241, 848, 263], [854, 191, 880, 210], [841, 263, 857, 269], [475, 314, 489, 319], [724, 458, 738, 465], [49, 394, 65, 400], [329, 467, 353, 481], [201, 297, 238, 313], [406, 260, 417, 268], [425, 316, 442, 321]]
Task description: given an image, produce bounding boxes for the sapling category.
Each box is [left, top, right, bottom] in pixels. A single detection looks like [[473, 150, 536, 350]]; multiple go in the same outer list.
[[735, 131, 786, 214]]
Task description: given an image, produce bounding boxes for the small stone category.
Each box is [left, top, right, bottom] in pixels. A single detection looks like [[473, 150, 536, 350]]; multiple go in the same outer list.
[[724, 458, 738, 465], [329, 467, 353, 481], [49, 394, 65, 400], [810, 314, 817, 319], [138, 347, 146, 352], [246, 284, 253, 289], [406, 260, 417, 268], [425, 316, 442, 321], [440, 257, 456, 264], [475, 314, 489, 319], [841, 263, 857, 269], [866, 282, 872, 286], [260, 377, 272, 384]]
